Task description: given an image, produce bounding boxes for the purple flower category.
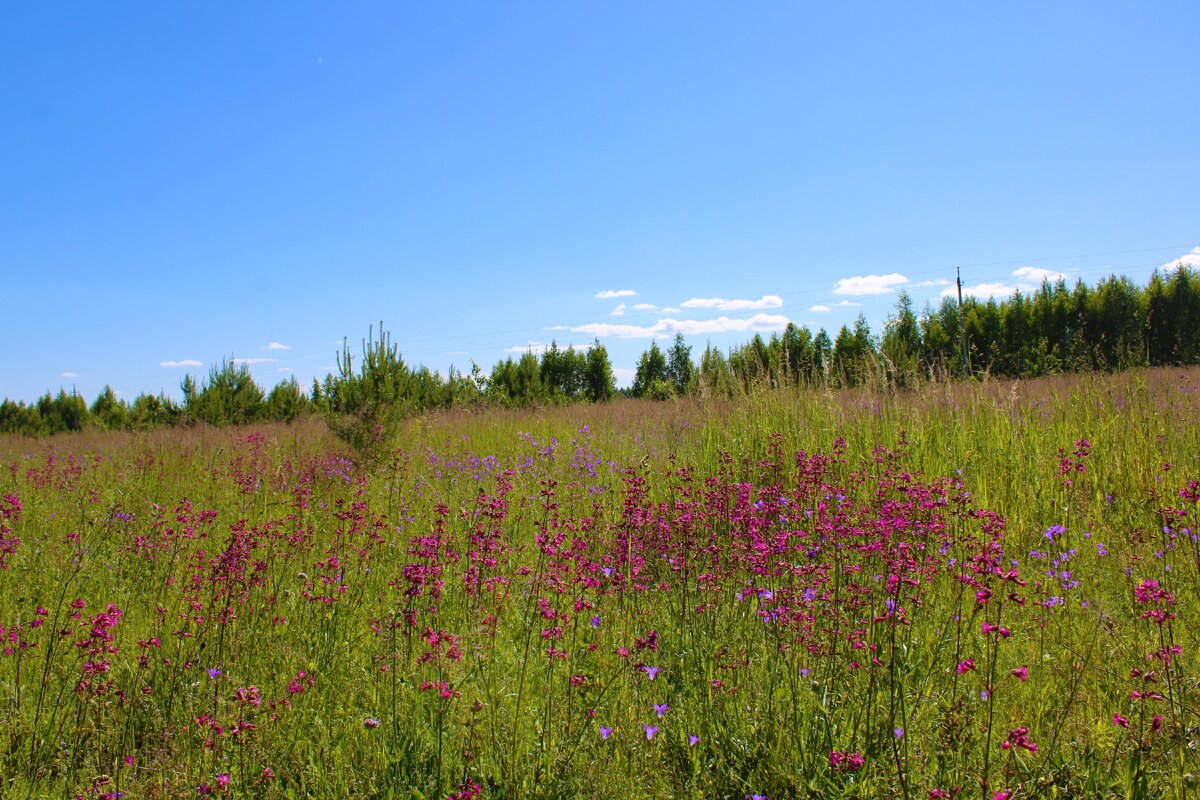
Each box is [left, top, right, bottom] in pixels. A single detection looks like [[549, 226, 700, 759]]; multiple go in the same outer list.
[[206, 667, 222, 680], [688, 734, 700, 747], [590, 616, 601, 628], [642, 665, 660, 680], [893, 727, 904, 739], [600, 726, 613, 739], [644, 724, 659, 740], [653, 703, 669, 718]]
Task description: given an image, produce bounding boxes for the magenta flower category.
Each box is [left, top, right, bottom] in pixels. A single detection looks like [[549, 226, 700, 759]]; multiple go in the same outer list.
[[653, 703, 670, 718], [644, 724, 659, 740], [1011, 666, 1028, 682], [956, 659, 976, 674], [1112, 713, 1130, 728]]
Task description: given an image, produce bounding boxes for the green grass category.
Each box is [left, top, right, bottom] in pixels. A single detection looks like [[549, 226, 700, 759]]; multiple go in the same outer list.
[[1, 367, 1198, 799]]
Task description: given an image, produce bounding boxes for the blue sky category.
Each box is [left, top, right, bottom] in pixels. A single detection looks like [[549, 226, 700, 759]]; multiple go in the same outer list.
[[2, 2, 1198, 403]]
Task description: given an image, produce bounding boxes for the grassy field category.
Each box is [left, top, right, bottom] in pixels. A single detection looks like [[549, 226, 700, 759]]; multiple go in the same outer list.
[[1, 368, 1198, 799]]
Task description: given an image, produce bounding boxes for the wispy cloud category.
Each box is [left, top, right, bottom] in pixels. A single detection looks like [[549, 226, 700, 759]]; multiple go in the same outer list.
[[60, 371, 80, 378], [662, 307, 680, 313], [265, 341, 290, 350], [1161, 246, 1200, 272], [809, 304, 831, 312], [681, 294, 784, 311], [833, 273, 908, 296], [544, 324, 568, 331], [160, 359, 203, 368], [834, 300, 862, 307], [1013, 266, 1066, 283], [504, 341, 590, 356], [611, 304, 627, 317], [943, 282, 1019, 300], [913, 278, 951, 288], [632, 303, 657, 311], [276, 367, 294, 372], [595, 289, 636, 299], [572, 313, 790, 339], [233, 357, 278, 365]]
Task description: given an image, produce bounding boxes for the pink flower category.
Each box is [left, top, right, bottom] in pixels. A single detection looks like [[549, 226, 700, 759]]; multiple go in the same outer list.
[[1112, 713, 1130, 728], [956, 659, 976, 674], [1011, 666, 1028, 682]]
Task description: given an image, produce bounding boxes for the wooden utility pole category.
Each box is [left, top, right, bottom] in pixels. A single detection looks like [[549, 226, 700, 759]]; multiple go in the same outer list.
[[956, 267, 972, 378]]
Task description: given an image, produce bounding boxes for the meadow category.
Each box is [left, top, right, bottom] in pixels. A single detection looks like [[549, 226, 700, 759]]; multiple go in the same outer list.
[[1, 368, 1198, 799]]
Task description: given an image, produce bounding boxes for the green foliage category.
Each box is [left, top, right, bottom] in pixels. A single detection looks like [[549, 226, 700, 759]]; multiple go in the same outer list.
[[89, 385, 130, 430], [325, 322, 412, 462], [184, 358, 265, 426], [631, 341, 670, 398], [265, 376, 310, 422], [584, 339, 617, 402]]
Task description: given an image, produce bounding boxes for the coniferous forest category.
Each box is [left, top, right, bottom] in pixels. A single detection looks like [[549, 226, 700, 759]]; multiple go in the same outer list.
[[3, 268, 1198, 438]]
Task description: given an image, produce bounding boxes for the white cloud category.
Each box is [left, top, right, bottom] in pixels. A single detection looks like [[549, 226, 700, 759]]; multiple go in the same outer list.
[[572, 312, 790, 339], [1161, 246, 1200, 272], [1012, 266, 1066, 283], [833, 273, 908, 296], [505, 341, 590, 356], [809, 304, 831, 312], [681, 294, 783, 311], [160, 359, 203, 368], [611, 304, 627, 317], [913, 278, 951, 288], [612, 367, 636, 386], [60, 371, 80, 378], [662, 307, 680, 313], [595, 289, 636, 299], [632, 303, 657, 311], [943, 282, 1020, 300], [233, 358, 278, 365], [544, 324, 568, 331], [265, 341, 290, 350], [276, 367, 294, 372], [834, 300, 862, 307]]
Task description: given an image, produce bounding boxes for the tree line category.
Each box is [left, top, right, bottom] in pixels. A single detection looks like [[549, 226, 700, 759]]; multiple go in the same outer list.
[[635, 267, 1200, 398], [2, 267, 1197, 436]]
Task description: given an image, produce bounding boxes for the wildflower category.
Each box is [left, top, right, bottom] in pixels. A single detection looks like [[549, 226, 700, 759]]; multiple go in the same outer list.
[[1000, 727, 1036, 754], [1112, 713, 1130, 728], [688, 734, 700, 746], [642, 665, 660, 680], [893, 727, 904, 739], [206, 668, 222, 680], [590, 616, 600, 628], [364, 717, 380, 728], [956, 659, 976, 674], [1011, 666, 1028, 682], [216, 773, 231, 791], [653, 703, 669, 718], [600, 726, 613, 739], [644, 724, 659, 740]]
